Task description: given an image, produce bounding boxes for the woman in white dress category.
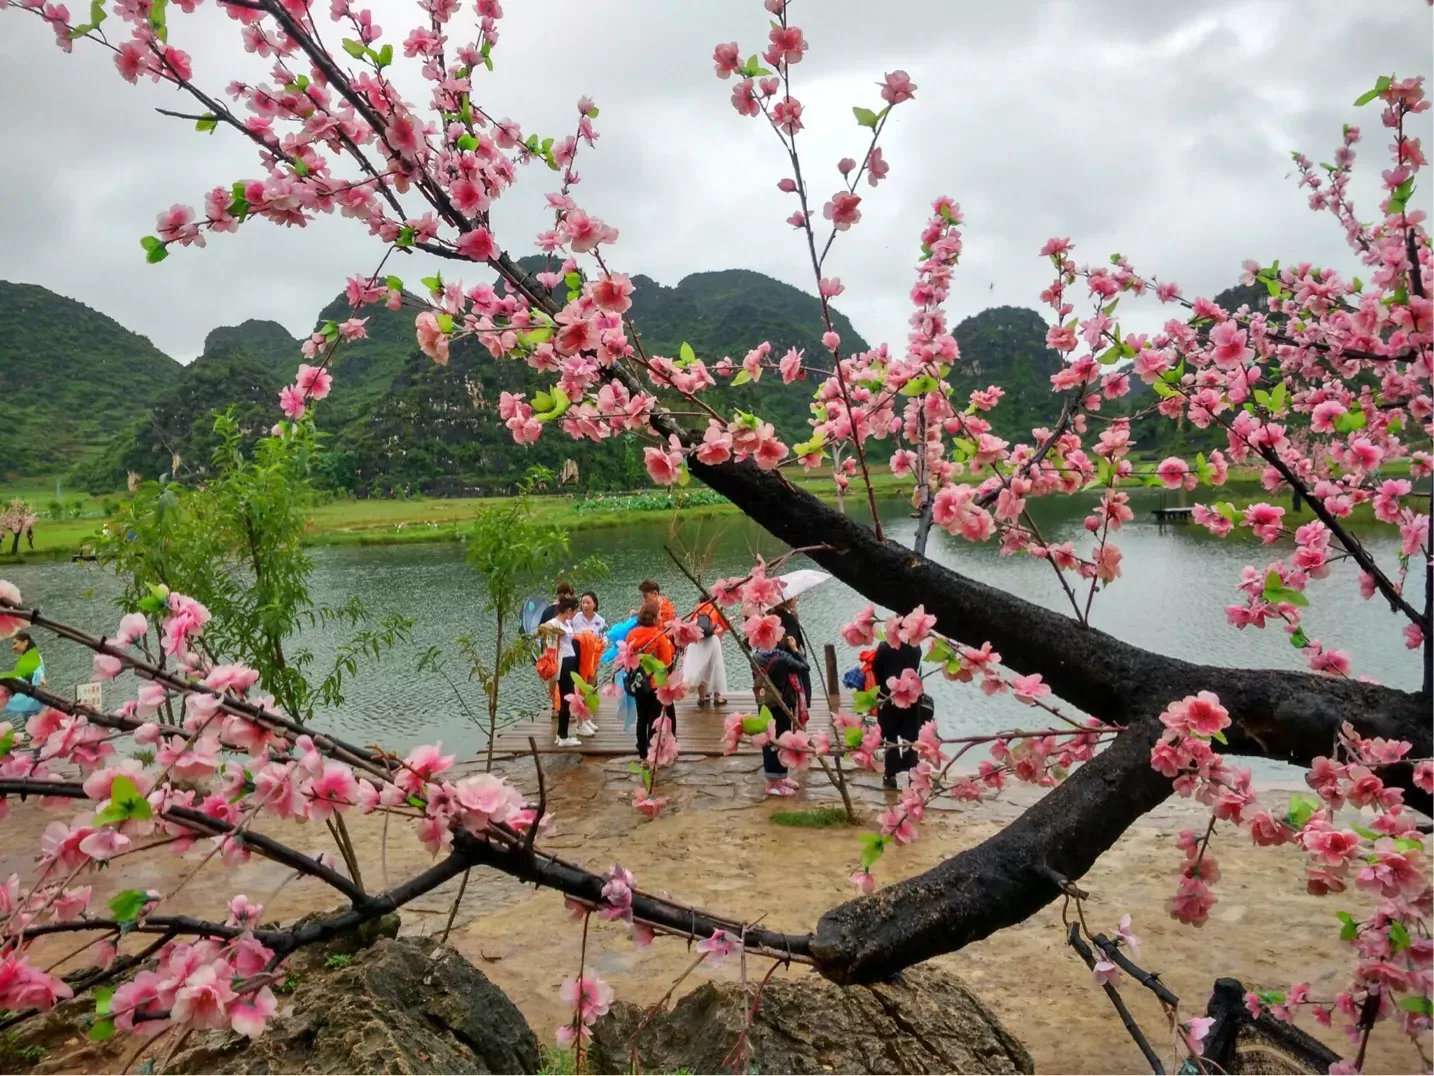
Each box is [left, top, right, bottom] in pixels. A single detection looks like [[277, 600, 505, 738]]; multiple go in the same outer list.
[[681, 600, 728, 707]]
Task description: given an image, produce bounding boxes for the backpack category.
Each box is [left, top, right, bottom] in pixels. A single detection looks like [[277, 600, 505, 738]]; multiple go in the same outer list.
[[624, 633, 663, 698], [535, 648, 559, 682]]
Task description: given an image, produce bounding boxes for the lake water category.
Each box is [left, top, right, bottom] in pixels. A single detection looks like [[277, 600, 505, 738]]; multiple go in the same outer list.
[[4, 490, 1422, 781]]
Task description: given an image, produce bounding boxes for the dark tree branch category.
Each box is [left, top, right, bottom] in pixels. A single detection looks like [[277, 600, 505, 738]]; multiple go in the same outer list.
[[0, 779, 367, 904], [1067, 922, 1165, 1074]]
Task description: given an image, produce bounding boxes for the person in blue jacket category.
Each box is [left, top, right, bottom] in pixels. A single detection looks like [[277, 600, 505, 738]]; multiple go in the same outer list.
[[2, 632, 47, 719]]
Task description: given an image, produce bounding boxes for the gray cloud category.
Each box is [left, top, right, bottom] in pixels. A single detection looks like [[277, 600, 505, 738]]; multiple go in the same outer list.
[[0, 0, 1428, 363]]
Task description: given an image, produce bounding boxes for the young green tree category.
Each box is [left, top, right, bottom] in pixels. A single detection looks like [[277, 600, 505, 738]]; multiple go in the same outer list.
[[95, 411, 413, 725], [423, 490, 605, 770]]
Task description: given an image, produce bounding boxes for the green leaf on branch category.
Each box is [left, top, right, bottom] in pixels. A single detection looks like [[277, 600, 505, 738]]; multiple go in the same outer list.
[[533, 386, 570, 423], [147, 0, 166, 41], [1262, 570, 1309, 608], [1353, 74, 1392, 107], [108, 889, 150, 922], [140, 236, 168, 265], [479, 39, 493, 71], [731, 368, 753, 387], [741, 712, 771, 736], [342, 38, 367, 59], [395, 226, 415, 248], [0, 727, 13, 757], [376, 43, 393, 68], [1399, 996, 1434, 1016], [456, 133, 478, 151], [89, 1019, 116, 1042], [1284, 793, 1318, 830], [1333, 408, 1366, 434], [1388, 176, 1415, 215], [925, 638, 954, 665], [1336, 911, 1358, 941], [1389, 921, 1412, 951], [291, 157, 309, 178], [434, 312, 454, 334], [421, 274, 443, 294], [853, 106, 879, 129], [1289, 625, 1309, 649], [1097, 344, 1122, 365], [678, 341, 697, 366], [94, 775, 152, 827], [229, 181, 250, 221], [900, 375, 938, 396], [858, 832, 888, 871], [517, 327, 552, 347], [384, 275, 403, 291], [852, 687, 878, 714], [1351, 823, 1378, 841], [1160, 357, 1186, 384]]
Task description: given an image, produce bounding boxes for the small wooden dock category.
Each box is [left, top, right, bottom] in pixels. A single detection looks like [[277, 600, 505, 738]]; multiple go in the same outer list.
[[491, 692, 837, 757], [1150, 505, 1194, 521]]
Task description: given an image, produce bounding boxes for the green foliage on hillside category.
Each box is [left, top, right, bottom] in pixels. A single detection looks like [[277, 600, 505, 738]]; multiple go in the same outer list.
[[16, 265, 1241, 496], [73, 349, 282, 492], [311, 291, 429, 430], [948, 306, 1067, 440], [201, 318, 300, 376], [0, 281, 180, 479]]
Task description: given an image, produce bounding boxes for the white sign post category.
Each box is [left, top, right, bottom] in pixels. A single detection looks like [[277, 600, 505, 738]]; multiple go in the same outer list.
[[75, 682, 103, 710]]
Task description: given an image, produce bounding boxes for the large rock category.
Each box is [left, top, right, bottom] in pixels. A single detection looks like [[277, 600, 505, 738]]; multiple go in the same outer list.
[[18, 934, 539, 1076], [589, 964, 1032, 1075], [167, 937, 540, 1074]]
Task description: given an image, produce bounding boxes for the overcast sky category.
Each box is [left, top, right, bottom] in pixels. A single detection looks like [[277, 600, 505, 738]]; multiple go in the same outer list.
[[1, 0, 1430, 363]]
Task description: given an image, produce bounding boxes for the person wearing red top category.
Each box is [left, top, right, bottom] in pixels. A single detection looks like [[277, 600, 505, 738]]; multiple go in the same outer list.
[[636, 580, 678, 727], [625, 601, 676, 761]]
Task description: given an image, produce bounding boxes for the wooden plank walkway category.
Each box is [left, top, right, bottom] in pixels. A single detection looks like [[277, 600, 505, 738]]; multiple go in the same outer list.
[[491, 693, 836, 757]]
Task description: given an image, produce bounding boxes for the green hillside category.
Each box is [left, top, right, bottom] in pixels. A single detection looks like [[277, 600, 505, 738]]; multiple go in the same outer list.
[[949, 306, 1067, 441], [201, 319, 300, 376], [73, 349, 283, 491], [0, 281, 181, 478]]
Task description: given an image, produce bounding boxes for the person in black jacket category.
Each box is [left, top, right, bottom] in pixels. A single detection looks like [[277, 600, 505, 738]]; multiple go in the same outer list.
[[872, 639, 933, 788], [752, 645, 809, 797], [772, 597, 812, 705]]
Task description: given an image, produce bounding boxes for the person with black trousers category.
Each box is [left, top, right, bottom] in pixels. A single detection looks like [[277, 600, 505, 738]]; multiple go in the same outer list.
[[772, 597, 812, 705], [625, 602, 676, 762], [873, 638, 933, 788], [752, 645, 809, 797], [540, 596, 582, 747]]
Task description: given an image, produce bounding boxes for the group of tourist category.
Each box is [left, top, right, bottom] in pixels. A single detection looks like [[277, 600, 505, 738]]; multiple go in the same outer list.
[[532, 577, 893, 799], [535, 578, 733, 753]]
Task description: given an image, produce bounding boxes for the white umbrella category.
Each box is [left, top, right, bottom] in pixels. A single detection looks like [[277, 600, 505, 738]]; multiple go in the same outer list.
[[776, 569, 832, 601]]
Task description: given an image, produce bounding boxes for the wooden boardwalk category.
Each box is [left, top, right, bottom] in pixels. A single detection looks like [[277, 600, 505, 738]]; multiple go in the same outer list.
[[491, 693, 837, 758]]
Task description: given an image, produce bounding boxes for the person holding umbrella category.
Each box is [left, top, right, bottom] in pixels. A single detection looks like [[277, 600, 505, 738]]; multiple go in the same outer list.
[[771, 570, 830, 705]]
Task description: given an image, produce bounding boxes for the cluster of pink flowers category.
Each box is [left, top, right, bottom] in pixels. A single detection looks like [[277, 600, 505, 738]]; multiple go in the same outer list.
[[555, 973, 614, 1049], [0, 579, 557, 1042], [1150, 700, 1432, 1057]]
